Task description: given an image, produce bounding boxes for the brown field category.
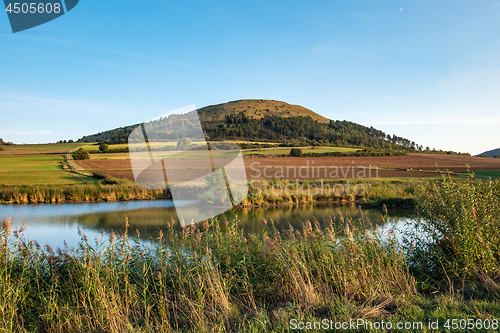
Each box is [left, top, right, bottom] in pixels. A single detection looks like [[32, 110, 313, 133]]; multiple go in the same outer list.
[[76, 153, 500, 181]]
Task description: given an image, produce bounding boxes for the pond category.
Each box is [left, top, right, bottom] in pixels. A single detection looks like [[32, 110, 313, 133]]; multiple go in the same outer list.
[[0, 200, 418, 248]]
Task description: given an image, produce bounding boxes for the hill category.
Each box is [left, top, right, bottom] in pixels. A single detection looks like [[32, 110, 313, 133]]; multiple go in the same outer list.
[[78, 99, 418, 150], [198, 99, 330, 124], [479, 148, 500, 158]]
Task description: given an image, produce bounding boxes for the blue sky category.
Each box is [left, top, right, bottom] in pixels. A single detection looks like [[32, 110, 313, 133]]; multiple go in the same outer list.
[[1, 0, 499, 155]]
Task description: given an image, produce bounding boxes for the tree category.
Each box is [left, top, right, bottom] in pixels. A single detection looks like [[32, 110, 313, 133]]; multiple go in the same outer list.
[[289, 148, 303, 157], [99, 143, 109, 152], [72, 148, 90, 160], [177, 138, 192, 150], [0, 138, 4, 145]]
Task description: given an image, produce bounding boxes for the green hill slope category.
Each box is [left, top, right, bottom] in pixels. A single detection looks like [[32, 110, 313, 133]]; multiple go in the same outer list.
[[479, 148, 500, 158]]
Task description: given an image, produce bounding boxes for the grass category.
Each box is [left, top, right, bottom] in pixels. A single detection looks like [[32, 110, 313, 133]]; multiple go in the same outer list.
[[456, 170, 500, 179], [1, 176, 499, 332], [243, 146, 360, 156], [243, 177, 429, 208], [0, 154, 88, 186], [84, 145, 359, 159], [0, 183, 170, 204], [199, 99, 331, 123], [0, 143, 81, 154], [89, 153, 130, 160]]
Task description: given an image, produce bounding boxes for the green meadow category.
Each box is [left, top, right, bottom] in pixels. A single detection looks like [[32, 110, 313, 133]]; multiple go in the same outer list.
[[0, 143, 81, 154], [0, 154, 89, 186], [457, 169, 500, 179]]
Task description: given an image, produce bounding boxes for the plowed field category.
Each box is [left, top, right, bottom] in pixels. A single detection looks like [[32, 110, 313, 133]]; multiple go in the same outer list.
[[76, 153, 500, 181]]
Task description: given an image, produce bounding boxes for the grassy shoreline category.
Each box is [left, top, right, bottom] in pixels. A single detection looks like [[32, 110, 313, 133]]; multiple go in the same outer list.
[[0, 178, 427, 207], [0, 183, 170, 204]]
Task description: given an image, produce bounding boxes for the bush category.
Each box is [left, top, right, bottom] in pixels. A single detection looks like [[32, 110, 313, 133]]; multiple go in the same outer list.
[[99, 143, 109, 152], [408, 176, 500, 280], [91, 172, 107, 180], [176, 138, 192, 150], [0, 146, 4, 151], [289, 148, 303, 157], [72, 148, 90, 160]]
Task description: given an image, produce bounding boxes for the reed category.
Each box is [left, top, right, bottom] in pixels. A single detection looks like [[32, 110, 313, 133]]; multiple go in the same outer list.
[[0, 212, 419, 332], [0, 183, 170, 204]]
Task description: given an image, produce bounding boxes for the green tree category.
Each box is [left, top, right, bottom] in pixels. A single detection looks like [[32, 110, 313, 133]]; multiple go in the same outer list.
[[177, 138, 192, 150], [99, 143, 109, 152], [72, 148, 90, 160], [289, 148, 303, 157]]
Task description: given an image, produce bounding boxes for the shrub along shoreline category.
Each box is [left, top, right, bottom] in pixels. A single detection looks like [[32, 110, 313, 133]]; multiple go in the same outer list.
[[0, 176, 499, 332], [0, 183, 170, 204], [0, 178, 427, 207]]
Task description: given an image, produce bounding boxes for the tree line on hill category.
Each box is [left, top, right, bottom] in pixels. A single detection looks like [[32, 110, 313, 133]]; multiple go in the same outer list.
[[77, 113, 418, 151], [79, 113, 421, 149], [205, 113, 416, 150]]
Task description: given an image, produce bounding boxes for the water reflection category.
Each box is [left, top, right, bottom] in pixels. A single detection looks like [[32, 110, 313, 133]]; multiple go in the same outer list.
[[0, 200, 417, 248]]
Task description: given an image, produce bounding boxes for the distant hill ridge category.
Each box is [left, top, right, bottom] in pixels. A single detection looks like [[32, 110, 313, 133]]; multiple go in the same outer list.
[[479, 148, 500, 158], [78, 99, 419, 150]]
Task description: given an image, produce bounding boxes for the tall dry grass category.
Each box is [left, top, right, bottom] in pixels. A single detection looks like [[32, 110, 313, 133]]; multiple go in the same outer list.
[[0, 213, 416, 332]]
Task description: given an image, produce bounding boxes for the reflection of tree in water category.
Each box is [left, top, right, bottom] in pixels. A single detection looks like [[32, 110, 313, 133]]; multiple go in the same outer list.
[[73, 207, 179, 241], [69, 204, 417, 244]]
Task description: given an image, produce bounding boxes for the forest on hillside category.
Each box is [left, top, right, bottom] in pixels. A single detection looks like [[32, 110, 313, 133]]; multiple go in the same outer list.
[[205, 113, 419, 150], [78, 113, 420, 151]]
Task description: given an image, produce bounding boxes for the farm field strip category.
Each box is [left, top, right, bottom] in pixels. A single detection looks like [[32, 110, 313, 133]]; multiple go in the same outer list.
[[76, 153, 500, 181], [456, 169, 500, 179], [3, 142, 500, 187], [242, 146, 359, 155], [0, 154, 90, 186], [0, 143, 82, 155]]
